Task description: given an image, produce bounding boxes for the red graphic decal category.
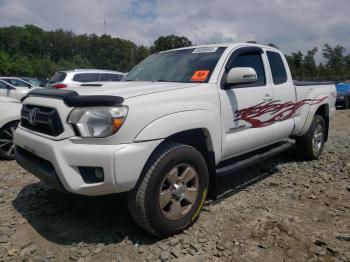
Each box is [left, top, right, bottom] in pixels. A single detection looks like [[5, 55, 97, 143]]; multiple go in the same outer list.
[[235, 97, 327, 128]]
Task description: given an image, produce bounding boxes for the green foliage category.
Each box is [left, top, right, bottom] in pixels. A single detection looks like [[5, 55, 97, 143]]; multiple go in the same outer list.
[[287, 45, 350, 81], [0, 25, 349, 81], [150, 35, 192, 54], [0, 25, 150, 79]]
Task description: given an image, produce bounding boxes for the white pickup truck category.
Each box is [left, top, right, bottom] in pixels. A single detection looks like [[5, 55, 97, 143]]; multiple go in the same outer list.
[[14, 43, 336, 236]]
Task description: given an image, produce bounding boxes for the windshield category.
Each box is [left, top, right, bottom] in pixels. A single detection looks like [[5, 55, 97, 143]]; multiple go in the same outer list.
[[25, 78, 42, 87], [123, 47, 226, 83]]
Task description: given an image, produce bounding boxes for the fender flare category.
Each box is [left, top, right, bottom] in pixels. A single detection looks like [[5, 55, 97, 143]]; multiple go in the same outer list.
[[134, 110, 222, 163], [298, 95, 331, 136], [0, 116, 20, 130]]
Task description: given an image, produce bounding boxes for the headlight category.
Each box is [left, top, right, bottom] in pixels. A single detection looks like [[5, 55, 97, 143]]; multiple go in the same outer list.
[[67, 106, 128, 137]]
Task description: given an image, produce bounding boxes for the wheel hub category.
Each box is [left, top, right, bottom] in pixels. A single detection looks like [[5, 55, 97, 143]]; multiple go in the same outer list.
[[312, 123, 324, 153], [172, 183, 186, 201], [159, 164, 199, 220]]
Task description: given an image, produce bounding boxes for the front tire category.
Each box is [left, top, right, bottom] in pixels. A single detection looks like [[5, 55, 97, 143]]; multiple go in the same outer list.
[[127, 142, 209, 237], [0, 121, 19, 160], [296, 115, 326, 160]]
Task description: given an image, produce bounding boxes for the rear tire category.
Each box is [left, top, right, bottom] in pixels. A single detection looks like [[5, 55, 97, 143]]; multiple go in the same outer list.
[[127, 142, 209, 237], [0, 121, 19, 160], [296, 115, 326, 160]]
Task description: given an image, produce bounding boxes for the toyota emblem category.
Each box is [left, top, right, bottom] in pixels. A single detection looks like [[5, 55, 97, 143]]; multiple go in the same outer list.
[[28, 108, 39, 126]]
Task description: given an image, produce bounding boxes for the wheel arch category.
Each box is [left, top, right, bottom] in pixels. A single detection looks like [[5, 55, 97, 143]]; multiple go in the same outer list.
[[314, 104, 330, 141], [0, 118, 20, 130], [136, 128, 218, 200], [296, 98, 331, 141]]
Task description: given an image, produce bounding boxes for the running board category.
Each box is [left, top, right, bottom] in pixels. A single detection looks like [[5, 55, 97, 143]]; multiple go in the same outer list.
[[206, 142, 293, 202], [216, 142, 293, 179]]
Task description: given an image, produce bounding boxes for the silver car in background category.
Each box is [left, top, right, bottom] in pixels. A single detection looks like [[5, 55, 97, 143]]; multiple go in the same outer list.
[[47, 69, 125, 89], [0, 77, 40, 100]]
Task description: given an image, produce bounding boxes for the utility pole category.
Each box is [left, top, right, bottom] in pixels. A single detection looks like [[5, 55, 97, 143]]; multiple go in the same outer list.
[[104, 19, 107, 35]]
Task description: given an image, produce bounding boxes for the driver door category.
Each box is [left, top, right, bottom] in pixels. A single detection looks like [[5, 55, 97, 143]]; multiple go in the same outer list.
[[219, 47, 276, 160], [0, 81, 12, 98]]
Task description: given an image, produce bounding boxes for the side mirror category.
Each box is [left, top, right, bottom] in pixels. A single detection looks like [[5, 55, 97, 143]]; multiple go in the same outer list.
[[226, 67, 257, 85]]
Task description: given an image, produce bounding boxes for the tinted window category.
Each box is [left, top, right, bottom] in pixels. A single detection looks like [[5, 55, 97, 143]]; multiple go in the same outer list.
[[99, 74, 122, 81], [124, 47, 226, 83], [99, 73, 108, 81], [228, 53, 266, 86], [267, 51, 287, 85], [1, 78, 30, 87], [109, 74, 122, 81], [0, 81, 8, 89], [73, 73, 99, 82], [49, 72, 67, 83], [24, 78, 43, 87]]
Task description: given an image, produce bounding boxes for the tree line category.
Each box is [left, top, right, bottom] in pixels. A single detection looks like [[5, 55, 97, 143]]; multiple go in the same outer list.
[[0, 25, 349, 81]]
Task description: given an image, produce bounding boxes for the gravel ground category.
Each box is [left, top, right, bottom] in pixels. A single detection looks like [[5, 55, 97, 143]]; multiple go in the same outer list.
[[0, 110, 349, 262]]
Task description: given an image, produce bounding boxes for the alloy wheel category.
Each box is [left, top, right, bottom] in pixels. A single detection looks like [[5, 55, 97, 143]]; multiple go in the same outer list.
[[159, 164, 199, 220]]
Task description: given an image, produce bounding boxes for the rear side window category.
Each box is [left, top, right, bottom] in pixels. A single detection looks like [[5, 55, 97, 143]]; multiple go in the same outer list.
[[99, 73, 109, 81], [49, 72, 67, 83], [73, 73, 99, 82], [267, 51, 287, 85], [228, 53, 266, 87]]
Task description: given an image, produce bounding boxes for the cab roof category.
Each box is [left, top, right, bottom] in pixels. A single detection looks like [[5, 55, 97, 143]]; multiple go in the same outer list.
[[164, 42, 280, 53]]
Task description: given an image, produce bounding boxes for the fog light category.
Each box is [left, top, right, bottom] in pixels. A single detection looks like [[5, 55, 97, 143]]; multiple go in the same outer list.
[[78, 167, 104, 184], [94, 167, 104, 180]]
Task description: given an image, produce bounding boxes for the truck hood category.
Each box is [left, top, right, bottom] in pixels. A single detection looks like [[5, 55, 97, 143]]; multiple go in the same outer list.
[[66, 81, 199, 99]]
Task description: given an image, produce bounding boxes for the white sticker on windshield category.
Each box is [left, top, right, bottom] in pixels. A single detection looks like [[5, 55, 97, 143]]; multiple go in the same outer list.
[[192, 47, 218, 54]]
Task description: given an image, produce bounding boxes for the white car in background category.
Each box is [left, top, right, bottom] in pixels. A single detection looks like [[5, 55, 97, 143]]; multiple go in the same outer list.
[[47, 69, 125, 89], [0, 77, 40, 100], [0, 97, 21, 159]]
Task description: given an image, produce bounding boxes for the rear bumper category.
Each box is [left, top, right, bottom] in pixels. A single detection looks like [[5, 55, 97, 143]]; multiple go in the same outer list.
[[14, 127, 162, 196], [335, 97, 348, 108]]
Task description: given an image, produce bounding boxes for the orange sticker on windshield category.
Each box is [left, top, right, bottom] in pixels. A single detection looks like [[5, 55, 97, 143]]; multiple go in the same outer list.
[[191, 70, 210, 82]]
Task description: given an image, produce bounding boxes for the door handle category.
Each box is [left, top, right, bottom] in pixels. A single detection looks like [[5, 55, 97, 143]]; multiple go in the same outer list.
[[263, 94, 273, 102], [263, 98, 273, 102]]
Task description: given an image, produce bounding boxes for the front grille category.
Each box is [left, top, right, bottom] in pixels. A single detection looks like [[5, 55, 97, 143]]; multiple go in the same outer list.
[[21, 104, 64, 136]]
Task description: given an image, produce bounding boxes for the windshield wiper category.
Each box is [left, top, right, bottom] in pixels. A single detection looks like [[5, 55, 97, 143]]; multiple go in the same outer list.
[[153, 79, 181, 83]]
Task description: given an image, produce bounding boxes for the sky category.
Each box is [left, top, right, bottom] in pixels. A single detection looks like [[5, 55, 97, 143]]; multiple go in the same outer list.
[[0, 0, 349, 56]]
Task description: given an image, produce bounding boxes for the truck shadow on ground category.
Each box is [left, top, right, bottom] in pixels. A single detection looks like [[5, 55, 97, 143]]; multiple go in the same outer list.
[[12, 150, 300, 246]]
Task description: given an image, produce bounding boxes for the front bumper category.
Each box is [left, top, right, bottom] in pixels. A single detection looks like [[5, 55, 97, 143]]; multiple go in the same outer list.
[[14, 127, 162, 196]]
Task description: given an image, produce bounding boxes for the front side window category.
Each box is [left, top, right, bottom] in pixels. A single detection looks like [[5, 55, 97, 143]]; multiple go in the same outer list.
[[226, 52, 266, 87], [267, 51, 287, 85], [73, 73, 99, 82], [109, 74, 122, 81], [1, 78, 30, 88], [99, 73, 123, 81], [0, 81, 8, 89], [123, 47, 226, 83]]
